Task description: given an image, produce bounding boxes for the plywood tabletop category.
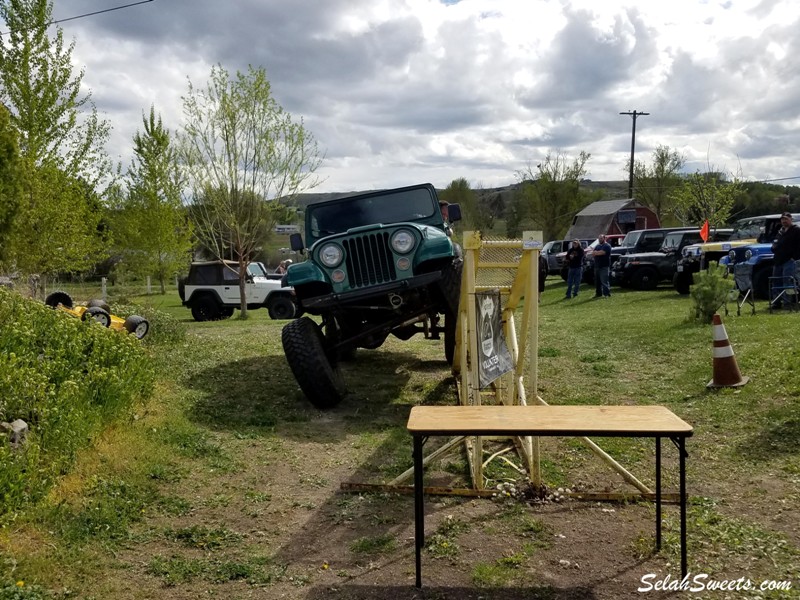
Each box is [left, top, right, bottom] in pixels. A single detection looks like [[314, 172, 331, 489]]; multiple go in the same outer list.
[[407, 405, 693, 437]]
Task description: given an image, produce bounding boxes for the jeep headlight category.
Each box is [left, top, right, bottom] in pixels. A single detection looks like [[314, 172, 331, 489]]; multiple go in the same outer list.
[[390, 229, 416, 254], [728, 250, 736, 262], [745, 249, 752, 260], [319, 243, 343, 268]]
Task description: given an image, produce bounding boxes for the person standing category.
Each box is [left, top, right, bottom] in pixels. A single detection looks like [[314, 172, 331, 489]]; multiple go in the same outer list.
[[564, 240, 584, 299], [770, 212, 800, 308], [593, 234, 613, 298]]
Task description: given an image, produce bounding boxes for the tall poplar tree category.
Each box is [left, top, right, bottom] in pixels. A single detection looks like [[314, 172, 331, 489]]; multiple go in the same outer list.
[[0, 0, 112, 288], [0, 106, 21, 262], [112, 107, 192, 293]]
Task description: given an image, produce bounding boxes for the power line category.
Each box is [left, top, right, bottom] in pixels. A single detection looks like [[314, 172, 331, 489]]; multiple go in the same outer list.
[[1, 0, 155, 35], [51, 0, 154, 27]]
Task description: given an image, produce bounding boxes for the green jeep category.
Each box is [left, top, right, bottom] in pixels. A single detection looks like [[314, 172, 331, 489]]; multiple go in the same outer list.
[[281, 183, 462, 409]]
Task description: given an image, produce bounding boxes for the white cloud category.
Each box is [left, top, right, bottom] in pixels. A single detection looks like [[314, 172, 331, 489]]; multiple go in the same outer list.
[[43, 0, 800, 192]]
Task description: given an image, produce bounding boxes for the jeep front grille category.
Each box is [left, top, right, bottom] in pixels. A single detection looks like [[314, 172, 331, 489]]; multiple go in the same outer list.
[[343, 233, 397, 288]]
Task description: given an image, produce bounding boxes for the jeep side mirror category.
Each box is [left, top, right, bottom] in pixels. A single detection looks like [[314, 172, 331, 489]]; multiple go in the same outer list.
[[447, 204, 462, 223], [289, 233, 304, 252]]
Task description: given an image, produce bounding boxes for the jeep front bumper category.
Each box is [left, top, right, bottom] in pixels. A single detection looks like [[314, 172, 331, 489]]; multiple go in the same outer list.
[[300, 271, 443, 311]]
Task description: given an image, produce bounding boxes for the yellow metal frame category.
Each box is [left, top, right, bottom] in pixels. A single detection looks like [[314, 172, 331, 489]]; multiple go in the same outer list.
[[454, 230, 542, 489], [384, 230, 652, 496]]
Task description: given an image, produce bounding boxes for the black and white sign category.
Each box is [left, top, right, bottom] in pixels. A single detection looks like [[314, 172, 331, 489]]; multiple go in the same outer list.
[[475, 290, 514, 388]]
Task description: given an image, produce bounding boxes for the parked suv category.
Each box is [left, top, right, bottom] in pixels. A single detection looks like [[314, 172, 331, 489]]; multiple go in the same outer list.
[[281, 183, 462, 409], [611, 229, 732, 290], [179, 260, 298, 321], [673, 214, 799, 294], [610, 227, 697, 271]]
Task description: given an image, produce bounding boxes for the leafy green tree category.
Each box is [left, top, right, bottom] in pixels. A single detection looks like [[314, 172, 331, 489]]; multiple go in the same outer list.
[[670, 170, 744, 228], [0, 106, 21, 262], [8, 164, 107, 277], [509, 150, 592, 241], [629, 145, 685, 223], [0, 0, 113, 289], [0, 0, 111, 182], [111, 107, 192, 294], [179, 64, 322, 318], [439, 177, 493, 232]]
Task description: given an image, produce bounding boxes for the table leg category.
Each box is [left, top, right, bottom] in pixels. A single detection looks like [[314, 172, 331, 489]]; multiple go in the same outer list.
[[679, 437, 687, 578], [414, 435, 424, 588], [655, 436, 661, 551]]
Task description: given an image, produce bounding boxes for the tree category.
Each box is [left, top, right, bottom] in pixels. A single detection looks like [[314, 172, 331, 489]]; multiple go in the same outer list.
[[111, 107, 192, 293], [0, 105, 21, 262], [669, 170, 744, 229], [0, 0, 112, 289], [509, 150, 592, 241], [8, 163, 107, 277], [179, 64, 322, 318], [439, 177, 493, 232], [630, 145, 685, 223]]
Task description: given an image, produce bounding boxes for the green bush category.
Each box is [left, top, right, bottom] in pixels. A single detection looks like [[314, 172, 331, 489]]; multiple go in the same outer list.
[[688, 261, 735, 324], [0, 289, 155, 520]]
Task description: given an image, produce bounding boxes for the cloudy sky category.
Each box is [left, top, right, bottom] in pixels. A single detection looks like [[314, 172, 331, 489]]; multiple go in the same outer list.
[[45, 0, 800, 194]]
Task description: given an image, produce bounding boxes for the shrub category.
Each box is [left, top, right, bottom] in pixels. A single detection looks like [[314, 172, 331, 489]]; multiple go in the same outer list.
[[110, 302, 185, 347], [688, 261, 735, 324], [0, 289, 155, 520]]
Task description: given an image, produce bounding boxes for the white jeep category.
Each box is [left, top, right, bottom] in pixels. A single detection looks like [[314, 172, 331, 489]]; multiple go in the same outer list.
[[179, 260, 298, 321]]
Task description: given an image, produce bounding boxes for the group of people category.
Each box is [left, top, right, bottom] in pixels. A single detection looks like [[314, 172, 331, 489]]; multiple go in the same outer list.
[[563, 235, 613, 300]]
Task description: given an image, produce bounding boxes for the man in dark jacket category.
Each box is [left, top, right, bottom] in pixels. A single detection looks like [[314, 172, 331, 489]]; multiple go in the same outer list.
[[770, 212, 800, 308], [593, 235, 613, 298]]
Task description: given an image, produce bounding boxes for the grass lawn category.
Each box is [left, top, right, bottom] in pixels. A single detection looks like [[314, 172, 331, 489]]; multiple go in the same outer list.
[[1, 276, 798, 599]]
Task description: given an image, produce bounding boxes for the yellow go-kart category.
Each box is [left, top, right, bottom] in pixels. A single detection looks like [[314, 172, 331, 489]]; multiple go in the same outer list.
[[44, 291, 150, 340]]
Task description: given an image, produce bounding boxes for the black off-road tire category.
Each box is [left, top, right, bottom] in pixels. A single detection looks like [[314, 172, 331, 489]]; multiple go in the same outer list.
[[45, 291, 73, 309], [190, 294, 221, 322], [82, 306, 111, 327], [444, 310, 456, 366], [219, 307, 235, 319], [87, 298, 111, 312], [673, 272, 692, 295], [439, 258, 463, 318], [123, 315, 150, 339], [631, 268, 659, 291], [282, 317, 346, 409], [267, 294, 296, 320]]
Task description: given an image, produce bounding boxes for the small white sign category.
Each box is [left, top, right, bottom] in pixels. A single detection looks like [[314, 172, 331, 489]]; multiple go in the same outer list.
[[523, 240, 543, 249]]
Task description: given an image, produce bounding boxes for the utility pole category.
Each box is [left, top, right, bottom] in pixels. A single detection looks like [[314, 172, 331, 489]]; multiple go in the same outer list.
[[620, 110, 649, 199]]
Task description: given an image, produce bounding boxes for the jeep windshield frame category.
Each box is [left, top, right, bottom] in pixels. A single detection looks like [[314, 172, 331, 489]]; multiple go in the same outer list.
[[306, 185, 439, 244]]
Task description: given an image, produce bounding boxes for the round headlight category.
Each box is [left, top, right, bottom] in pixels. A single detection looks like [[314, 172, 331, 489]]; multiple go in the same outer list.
[[744, 249, 752, 260], [391, 230, 416, 254], [728, 250, 736, 261], [319, 243, 343, 268]]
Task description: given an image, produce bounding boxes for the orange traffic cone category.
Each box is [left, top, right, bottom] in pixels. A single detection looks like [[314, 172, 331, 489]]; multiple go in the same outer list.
[[707, 313, 749, 388]]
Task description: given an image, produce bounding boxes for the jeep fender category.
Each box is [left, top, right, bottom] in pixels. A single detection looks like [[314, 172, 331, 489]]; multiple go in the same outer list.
[[184, 289, 224, 306], [284, 260, 328, 287]]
